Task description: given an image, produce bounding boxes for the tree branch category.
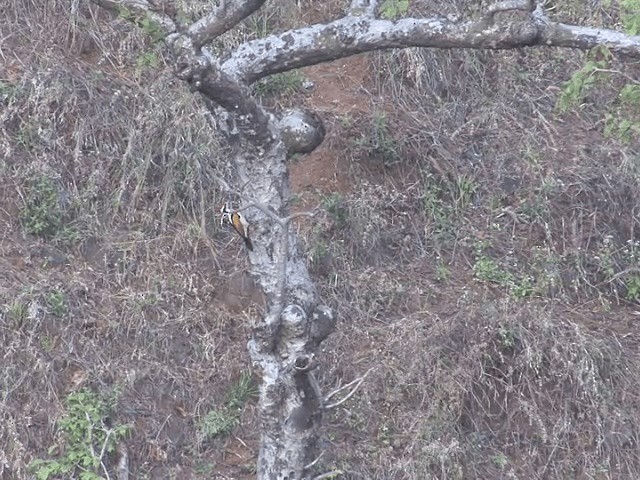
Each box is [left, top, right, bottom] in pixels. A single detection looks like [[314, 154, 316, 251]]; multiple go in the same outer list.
[[349, 0, 378, 17], [168, 34, 277, 147], [89, 1, 640, 477], [534, 9, 640, 57], [486, 0, 534, 18], [222, 14, 535, 83], [323, 368, 373, 411], [312, 471, 345, 480], [91, 0, 176, 35], [188, 0, 268, 49], [115, 441, 129, 480], [223, 10, 640, 84]]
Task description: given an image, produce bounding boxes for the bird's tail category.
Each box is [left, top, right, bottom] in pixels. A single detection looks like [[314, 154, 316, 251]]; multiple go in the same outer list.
[[244, 236, 254, 251]]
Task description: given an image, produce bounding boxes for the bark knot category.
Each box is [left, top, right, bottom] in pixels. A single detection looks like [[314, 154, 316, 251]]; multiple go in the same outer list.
[[279, 109, 326, 155]]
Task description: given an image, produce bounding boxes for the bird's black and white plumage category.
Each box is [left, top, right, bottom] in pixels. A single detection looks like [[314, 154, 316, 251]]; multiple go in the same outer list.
[[220, 203, 253, 251]]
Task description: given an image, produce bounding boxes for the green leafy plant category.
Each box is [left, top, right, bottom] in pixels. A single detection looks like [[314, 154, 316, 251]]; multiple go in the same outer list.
[[20, 175, 64, 238], [54, 226, 81, 246], [473, 242, 508, 284], [557, 47, 611, 112], [423, 179, 448, 226], [497, 326, 516, 350], [322, 193, 348, 228], [45, 289, 67, 318], [30, 388, 129, 480], [309, 234, 330, 272], [603, 84, 640, 141], [194, 462, 216, 475], [510, 277, 534, 299], [380, 0, 409, 19], [247, 8, 278, 38], [198, 409, 238, 440], [604, 114, 640, 142], [15, 121, 38, 150], [473, 255, 511, 285], [453, 175, 476, 214], [40, 335, 55, 352], [254, 71, 303, 97], [435, 262, 450, 282], [133, 292, 158, 312], [354, 112, 403, 166], [0, 80, 19, 103], [7, 300, 27, 327], [136, 51, 160, 72], [118, 8, 164, 42], [627, 275, 640, 301], [422, 174, 465, 248], [620, 83, 640, 107], [492, 452, 509, 469], [225, 371, 257, 410], [622, 0, 640, 35], [197, 372, 257, 443], [472, 243, 534, 298], [140, 15, 165, 42]]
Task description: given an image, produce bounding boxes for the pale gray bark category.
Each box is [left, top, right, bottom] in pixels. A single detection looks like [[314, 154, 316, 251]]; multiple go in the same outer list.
[[90, 1, 640, 478], [91, 0, 177, 33], [348, 0, 379, 17], [223, 2, 640, 84], [188, 0, 267, 48]]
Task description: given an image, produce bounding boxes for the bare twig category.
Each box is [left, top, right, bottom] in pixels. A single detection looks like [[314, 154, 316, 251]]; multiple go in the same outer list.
[[304, 451, 324, 471], [497, 207, 522, 224], [115, 441, 129, 480], [188, 0, 267, 48], [217, 176, 318, 227], [86, 412, 97, 458], [592, 68, 640, 85], [486, 0, 534, 17], [283, 209, 320, 224], [600, 267, 640, 286], [323, 368, 374, 410], [98, 428, 114, 480], [90, 0, 176, 34], [215, 177, 283, 225], [349, 0, 378, 17], [84, 413, 112, 480], [241, 202, 286, 226], [312, 471, 344, 480]]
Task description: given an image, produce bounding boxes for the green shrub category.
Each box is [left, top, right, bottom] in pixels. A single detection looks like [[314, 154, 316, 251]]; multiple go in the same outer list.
[[45, 289, 67, 318], [197, 372, 257, 443], [20, 175, 64, 238], [30, 388, 129, 480]]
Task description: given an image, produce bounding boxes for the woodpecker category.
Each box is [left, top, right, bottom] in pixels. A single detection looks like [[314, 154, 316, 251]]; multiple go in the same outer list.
[[220, 203, 253, 251]]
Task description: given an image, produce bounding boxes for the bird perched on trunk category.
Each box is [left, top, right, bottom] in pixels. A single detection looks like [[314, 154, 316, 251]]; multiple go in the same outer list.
[[220, 203, 253, 251]]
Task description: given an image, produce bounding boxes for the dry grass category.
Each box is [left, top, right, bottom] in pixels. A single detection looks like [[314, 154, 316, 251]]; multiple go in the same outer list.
[[2, 0, 640, 479], [303, 0, 640, 477], [321, 294, 640, 478], [1, 0, 262, 478]]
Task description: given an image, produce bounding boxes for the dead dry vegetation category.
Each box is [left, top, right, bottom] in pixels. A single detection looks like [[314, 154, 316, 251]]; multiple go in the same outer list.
[[1, 0, 640, 479]]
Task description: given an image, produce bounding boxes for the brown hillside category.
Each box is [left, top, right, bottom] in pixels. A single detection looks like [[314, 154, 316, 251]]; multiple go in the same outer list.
[[1, 0, 639, 479]]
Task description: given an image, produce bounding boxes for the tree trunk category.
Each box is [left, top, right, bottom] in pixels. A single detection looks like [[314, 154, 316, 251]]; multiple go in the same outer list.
[[88, 0, 640, 477]]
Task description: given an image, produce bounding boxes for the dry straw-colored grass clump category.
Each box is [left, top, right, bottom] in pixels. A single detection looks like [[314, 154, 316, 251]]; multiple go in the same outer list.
[[322, 288, 640, 479]]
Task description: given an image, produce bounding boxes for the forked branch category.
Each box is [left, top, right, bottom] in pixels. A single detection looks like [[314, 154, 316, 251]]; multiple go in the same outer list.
[[223, 5, 640, 84], [91, 0, 176, 33], [486, 0, 534, 18], [324, 368, 374, 411], [349, 0, 379, 17], [188, 0, 268, 49]]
